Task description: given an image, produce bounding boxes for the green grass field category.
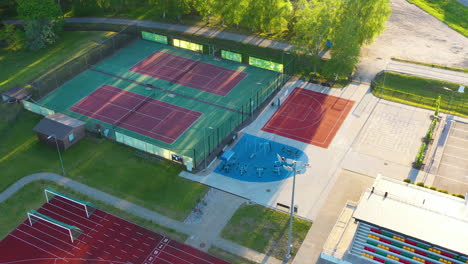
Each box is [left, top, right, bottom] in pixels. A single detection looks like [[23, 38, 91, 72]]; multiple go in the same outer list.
[[0, 31, 116, 92], [372, 72, 467, 117], [221, 204, 312, 260], [407, 0, 468, 37], [0, 109, 208, 221], [0, 180, 188, 241]]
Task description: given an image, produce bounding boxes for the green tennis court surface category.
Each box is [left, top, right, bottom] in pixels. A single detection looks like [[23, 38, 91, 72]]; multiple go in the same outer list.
[[38, 39, 281, 167]]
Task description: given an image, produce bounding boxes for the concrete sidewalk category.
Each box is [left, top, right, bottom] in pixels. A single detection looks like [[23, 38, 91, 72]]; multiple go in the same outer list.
[[0, 173, 283, 264], [387, 60, 468, 85], [3, 17, 294, 52]]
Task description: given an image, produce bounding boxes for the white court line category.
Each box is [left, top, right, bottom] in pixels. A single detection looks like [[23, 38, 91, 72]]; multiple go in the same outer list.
[[72, 101, 200, 143], [265, 88, 355, 145], [163, 242, 222, 264], [52, 196, 109, 222], [439, 162, 468, 172], [15, 229, 74, 256], [8, 235, 66, 262], [47, 201, 104, 227], [39, 208, 98, 238], [445, 144, 468, 151], [133, 51, 243, 94], [20, 223, 81, 250], [442, 153, 468, 162], [92, 85, 203, 118]]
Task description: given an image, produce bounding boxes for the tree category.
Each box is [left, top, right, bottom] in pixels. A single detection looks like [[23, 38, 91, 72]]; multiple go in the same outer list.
[[148, 0, 192, 20], [16, 0, 63, 50], [0, 23, 25, 51], [243, 0, 292, 34], [292, 0, 338, 74], [192, 0, 217, 23]]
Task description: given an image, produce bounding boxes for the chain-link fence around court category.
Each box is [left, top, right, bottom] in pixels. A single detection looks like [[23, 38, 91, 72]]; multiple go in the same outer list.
[[23, 26, 290, 170]]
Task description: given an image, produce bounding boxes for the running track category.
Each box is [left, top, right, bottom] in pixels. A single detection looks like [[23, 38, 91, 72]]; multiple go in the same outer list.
[[0, 195, 230, 264], [262, 88, 354, 148], [130, 51, 247, 96], [70, 85, 202, 144]]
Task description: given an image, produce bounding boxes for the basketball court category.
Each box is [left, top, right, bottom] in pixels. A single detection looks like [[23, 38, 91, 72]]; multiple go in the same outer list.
[[130, 51, 247, 96], [262, 88, 355, 148], [0, 190, 229, 264], [70, 85, 202, 144]]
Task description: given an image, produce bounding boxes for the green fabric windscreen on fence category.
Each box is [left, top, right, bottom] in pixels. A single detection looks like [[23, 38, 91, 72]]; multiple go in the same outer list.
[[141, 31, 168, 44], [173, 39, 203, 52], [221, 50, 242, 63], [249, 57, 283, 73], [22, 101, 54, 116], [115, 131, 194, 170]]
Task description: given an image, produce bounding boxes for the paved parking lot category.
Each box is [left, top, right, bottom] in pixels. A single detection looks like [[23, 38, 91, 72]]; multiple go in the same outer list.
[[433, 121, 468, 194]]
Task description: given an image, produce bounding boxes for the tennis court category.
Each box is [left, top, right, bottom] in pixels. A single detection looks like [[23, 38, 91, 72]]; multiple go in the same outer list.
[[70, 85, 202, 144], [262, 88, 355, 148], [0, 192, 230, 264], [36, 39, 282, 166], [130, 51, 247, 96]]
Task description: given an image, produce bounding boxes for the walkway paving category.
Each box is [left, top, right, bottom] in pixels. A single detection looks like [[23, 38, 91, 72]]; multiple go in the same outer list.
[[386, 60, 468, 85], [0, 173, 283, 264], [3, 17, 294, 52]]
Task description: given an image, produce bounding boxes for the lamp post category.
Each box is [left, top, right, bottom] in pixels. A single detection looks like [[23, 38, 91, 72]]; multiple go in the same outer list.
[[280, 158, 309, 261], [47, 134, 65, 176], [285, 161, 297, 260], [204, 127, 214, 169]]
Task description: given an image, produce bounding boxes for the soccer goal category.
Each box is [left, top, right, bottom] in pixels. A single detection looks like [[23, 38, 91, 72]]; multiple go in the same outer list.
[[27, 210, 83, 243], [44, 188, 96, 218]]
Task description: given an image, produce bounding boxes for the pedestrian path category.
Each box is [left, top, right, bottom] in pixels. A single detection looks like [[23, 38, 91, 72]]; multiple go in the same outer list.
[[387, 61, 468, 85], [3, 17, 294, 52]]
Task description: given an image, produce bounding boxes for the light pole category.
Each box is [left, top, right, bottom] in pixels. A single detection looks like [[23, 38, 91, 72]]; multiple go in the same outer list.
[[47, 134, 65, 176], [280, 158, 309, 261], [286, 161, 297, 260], [204, 127, 214, 169]]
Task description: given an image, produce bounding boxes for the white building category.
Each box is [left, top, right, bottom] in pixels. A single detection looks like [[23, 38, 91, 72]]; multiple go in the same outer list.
[[320, 175, 468, 264]]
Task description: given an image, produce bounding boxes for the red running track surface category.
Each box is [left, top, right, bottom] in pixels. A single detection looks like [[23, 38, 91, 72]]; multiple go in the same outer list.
[[262, 88, 354, 148], [0, 195, 231, 264], [70, 85, 202, 144], [130, 51, 247, 96]]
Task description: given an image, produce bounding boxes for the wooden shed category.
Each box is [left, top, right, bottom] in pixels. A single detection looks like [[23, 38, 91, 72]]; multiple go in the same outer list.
[[33, 113, 86, 151]]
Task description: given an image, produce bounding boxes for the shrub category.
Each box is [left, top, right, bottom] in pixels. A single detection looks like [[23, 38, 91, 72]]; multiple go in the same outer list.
[[0, 24, 25, 51], [425, 119, 437, 143], [452, 194, 465, 199], [429, 186, 437, 190], [437, 189, 449, 194], [403, 178, 411, 183], [415, 142, 426, 167], [416, 182, 425, 187]]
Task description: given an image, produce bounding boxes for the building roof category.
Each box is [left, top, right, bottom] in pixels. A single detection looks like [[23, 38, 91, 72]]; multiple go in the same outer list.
[[33, 113, 85, 139], [353, 175, 468, 255]]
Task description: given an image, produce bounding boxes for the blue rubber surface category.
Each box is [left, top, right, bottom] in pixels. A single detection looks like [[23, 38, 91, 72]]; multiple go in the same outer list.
[[215, 134, 308, 182]]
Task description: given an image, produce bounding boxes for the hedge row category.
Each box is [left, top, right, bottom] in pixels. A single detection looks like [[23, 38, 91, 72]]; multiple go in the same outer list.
[[403, 179, 465, 199]]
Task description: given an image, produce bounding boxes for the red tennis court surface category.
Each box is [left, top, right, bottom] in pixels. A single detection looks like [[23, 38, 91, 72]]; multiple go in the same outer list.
[[130, 51, 247, 96], [70, 85, 201, 144], [262, 88, 354, 148], [0, 195, 231, 264]]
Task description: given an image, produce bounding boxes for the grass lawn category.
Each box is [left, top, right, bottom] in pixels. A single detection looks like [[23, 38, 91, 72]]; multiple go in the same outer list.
[[0, 31, 116, 92], [0, 109, 208, 221], [0, 180, 188, 241], [407, 0, 468, 37], [221, 204, 312, 260], [372, 72, 467, 117], [208, 246, 258, 264]]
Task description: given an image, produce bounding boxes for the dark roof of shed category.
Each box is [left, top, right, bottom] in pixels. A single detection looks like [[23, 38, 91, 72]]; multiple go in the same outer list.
[[33, 113, 85, 139], [1, 87, 31, 100]]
